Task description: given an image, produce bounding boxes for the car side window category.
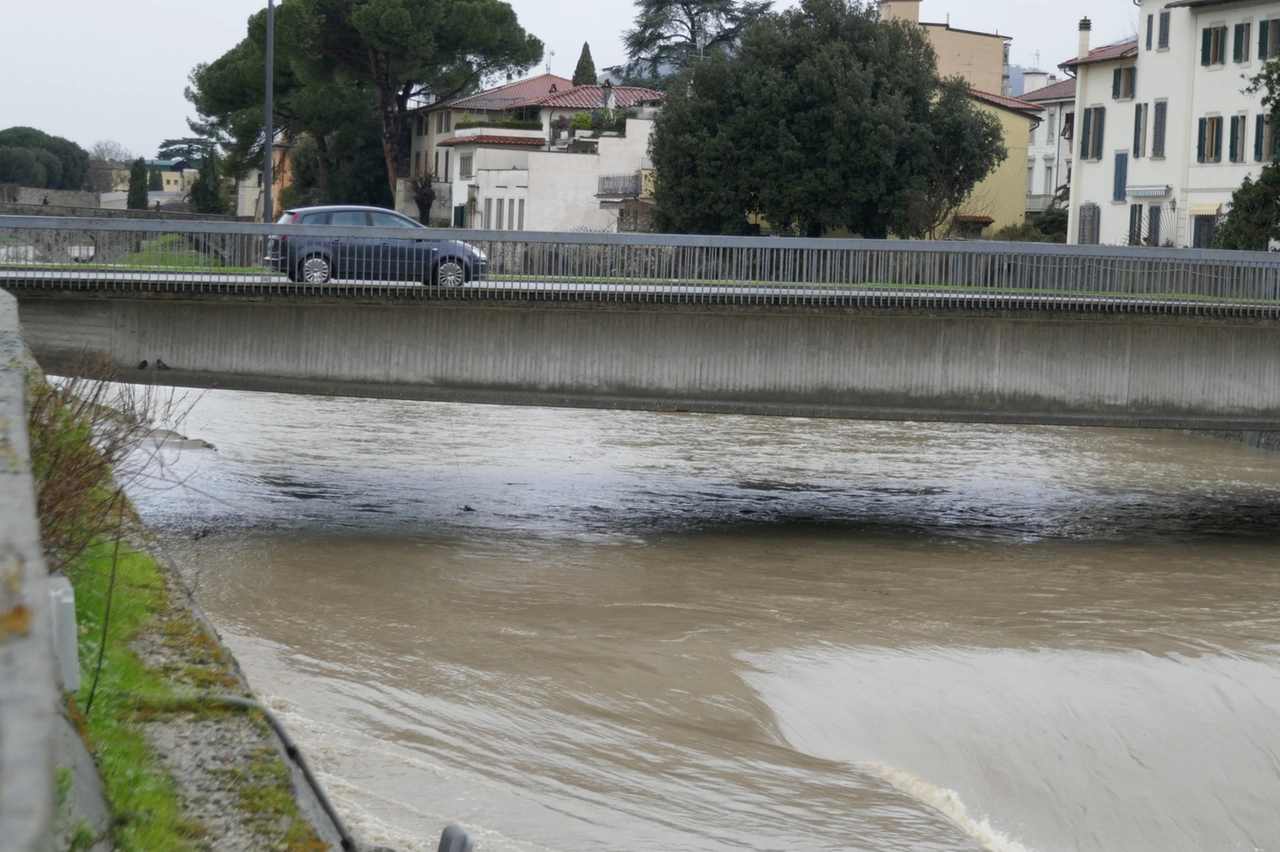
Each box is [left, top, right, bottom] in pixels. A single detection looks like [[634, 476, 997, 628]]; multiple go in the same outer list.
[[370, 212, 418, 228], [298, 212, 329, 225], [331, 211, 369, 226]]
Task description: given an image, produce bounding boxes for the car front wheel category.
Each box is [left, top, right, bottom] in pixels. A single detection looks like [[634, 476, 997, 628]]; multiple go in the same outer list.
[[432, 257, 467, 287], [299, 254, 332, 284]]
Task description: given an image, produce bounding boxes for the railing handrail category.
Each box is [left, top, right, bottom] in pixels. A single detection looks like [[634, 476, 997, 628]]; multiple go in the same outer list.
[[3, 214, 1280, 264]]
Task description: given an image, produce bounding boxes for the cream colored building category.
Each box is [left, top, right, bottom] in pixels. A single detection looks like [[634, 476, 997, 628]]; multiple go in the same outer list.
[[879, 0, 1011, 95], [953, 91, 1045, 237]]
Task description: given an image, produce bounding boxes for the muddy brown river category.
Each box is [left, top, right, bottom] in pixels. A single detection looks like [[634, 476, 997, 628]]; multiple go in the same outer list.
[[128, 389, 1280, 852]]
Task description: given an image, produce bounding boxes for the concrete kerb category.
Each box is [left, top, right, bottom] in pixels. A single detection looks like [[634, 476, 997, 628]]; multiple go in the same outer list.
[[0, 288, 56, 852]]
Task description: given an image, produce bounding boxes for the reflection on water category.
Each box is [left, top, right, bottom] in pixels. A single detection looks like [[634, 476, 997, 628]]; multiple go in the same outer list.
[[129, 390, 1280, 852]]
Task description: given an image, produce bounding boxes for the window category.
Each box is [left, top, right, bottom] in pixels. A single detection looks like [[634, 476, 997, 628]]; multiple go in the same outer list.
[[1146, 14, 1154, 50], [1080, 106, 1106, 160], [1230, 114, 1249, 162], [1048, 112, 1057, 139], [1029, 122, 1037, 146], [1114, 152, 1129, 202], [444, 151, 450, 179], [1234, 22, 1253, 63], [1148, 206, 1163, 247], [1112, 67, 1137, 100], [460, 155, 474, 179], [413, 151, 421, 178], [483, 197, 493, 229], [1159, 11, 1171, 49], [1261, 20, 1280, 60], [495, 198, 505, 231], [1255, 114, 1279, 161], [1202, 26, 1229, 66], [436, 112, 443, 134], [1198, 116, 1224, 162], [1079, 202, 1101, 245], [1027, 165, 1035, 194], [331, 211, 368, 226], [1129, 204, 1143, 245], [370, 211, 417, 227], [1192, 215, 1216, 248], [1133, 103, 1148, 158], [1044, 168, 1055, 196], [1063, 111, 1075, 142], [444, 112, 452, 132], [517, 198, 525, 231], [1152, 101, 1168, 158], [434, 151, 440, 176], [508, 199, 517, 230]]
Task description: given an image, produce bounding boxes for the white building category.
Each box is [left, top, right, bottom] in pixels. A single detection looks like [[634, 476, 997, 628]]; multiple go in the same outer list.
[[407, 75, 663, 231], [1021, 73, 1075, 215], [1065, 1, 1280, 247]]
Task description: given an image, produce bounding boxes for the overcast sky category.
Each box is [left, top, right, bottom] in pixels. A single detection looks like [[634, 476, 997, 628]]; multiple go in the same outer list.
[[0, 0, 1137, 159]]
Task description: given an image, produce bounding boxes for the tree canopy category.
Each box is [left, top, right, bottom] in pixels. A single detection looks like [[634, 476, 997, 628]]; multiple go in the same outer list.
[[187, 0, 542, 205], [189, 154, 230, 215], [620, 0, 771, 87], [0, 127, 90, 190], [1215, 55, 1280, 250], [157, 137, 216, 163], [648, 0, 1006, 237], [572, 42, 597, 86], [126, 158, 149, 210]]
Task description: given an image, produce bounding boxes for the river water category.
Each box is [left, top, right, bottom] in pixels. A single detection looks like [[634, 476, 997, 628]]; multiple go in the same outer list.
[[126, 389, 1280, 852]]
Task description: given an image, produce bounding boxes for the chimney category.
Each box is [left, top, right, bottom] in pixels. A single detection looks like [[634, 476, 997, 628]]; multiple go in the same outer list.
[[506, 72, 513, 83], [1078, 17, 1092, 61], [1023, 70, 1049, 94], [601, 79, 615, 109]]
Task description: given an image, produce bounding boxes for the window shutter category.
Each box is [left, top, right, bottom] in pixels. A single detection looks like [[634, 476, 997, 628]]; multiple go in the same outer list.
[[1220, 27, 1229, 63], [1230, 116, 1240, 162], [1203, 28, 1213, 65], [1198, 117, 1207, 162], [1113, 69, 1122, 99], [1081, 108, 1093, 159], [1153, 102, 1167, 157], [1270, 118, 1278, 159], [1160, 12, 1171, 49], [1134, 104, 1142, 157], [1130, 68, 1137, 98], [1146, 14, 1154, 50], [1114, 153, 1128, 202], [1093, 108, 1106, 159], [1215, 118, 1224, 162], [1235, 24, 1245, 62], [1262, 20, 1272, 59], [1257, 114, 1266, 161]]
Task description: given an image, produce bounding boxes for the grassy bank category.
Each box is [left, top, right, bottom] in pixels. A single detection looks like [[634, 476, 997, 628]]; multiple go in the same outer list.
[[28, 370, 326, 851]]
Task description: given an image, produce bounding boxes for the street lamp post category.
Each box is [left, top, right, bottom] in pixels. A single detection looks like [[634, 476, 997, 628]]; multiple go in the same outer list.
[[263, 0, 275, 222]]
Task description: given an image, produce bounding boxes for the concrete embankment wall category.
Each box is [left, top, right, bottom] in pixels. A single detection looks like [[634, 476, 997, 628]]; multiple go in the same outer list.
[[14, 294, 1280, 431], [0, 289, 55, 850]]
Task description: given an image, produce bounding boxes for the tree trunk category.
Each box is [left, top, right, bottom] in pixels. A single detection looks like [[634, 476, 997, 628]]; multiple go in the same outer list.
[[375, 82, 410, 200]]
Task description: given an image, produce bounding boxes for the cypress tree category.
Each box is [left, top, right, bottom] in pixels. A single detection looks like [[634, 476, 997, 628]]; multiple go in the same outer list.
[[189, 155, 228, 215], [126, 157, 148, 209], [572, 42, 597, 86], [148, 168, 162, 191]]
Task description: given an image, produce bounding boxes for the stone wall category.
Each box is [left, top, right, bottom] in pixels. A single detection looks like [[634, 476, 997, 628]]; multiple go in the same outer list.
[[0, 201, 236, 222], [0, 289, 56, 851]]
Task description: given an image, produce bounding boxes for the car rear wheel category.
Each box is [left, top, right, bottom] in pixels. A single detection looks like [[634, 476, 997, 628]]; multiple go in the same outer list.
[[299, 254, 332, 284], [432, 257, 467, 287]]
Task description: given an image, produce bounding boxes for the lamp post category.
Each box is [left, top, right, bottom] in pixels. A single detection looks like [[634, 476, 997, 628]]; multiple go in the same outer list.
[[263, 0, 275, 222]]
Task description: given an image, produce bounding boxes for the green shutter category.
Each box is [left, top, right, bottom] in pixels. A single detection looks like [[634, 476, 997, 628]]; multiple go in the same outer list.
[[1215, 118, 1224, 162], [1113, 68, 1122, 99], [1230, 115, 1240, 161], [1081, 108, 1093, 159], [1256, 114, 1266, 161], [1093, 108, 1106, 160], [1235, 24, 1245, 62], [1262, 20, 1271, 59], [1198, 117, 1207, 162], [1203, 28, 1213, 65]]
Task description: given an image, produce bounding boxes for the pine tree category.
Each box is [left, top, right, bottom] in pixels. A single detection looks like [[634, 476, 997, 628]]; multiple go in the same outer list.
[[148, 168, 162, 191], [126, 158, 148, 210], [572, 42, 597, 86], [189, 155, 229, 215]]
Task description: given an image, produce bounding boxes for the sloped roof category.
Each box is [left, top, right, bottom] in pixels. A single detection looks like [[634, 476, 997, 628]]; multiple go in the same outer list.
[[436, 135, 546, 148], [1022, 77, 1076, 103], [1060, 38, 1139, 70], [969, 88, 1044, 117], [536, 85, 665, 110], [434, 74, 573, 112]]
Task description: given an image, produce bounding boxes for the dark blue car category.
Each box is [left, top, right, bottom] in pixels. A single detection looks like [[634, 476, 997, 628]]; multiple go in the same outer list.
[[263, 205, 487, 285]]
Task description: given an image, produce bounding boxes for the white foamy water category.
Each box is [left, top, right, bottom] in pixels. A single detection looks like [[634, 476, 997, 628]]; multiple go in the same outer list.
[[126, 388, 1280, 851]]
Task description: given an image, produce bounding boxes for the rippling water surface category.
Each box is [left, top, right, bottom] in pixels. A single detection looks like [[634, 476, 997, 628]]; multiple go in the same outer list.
[[127, 390, 1280, 852]]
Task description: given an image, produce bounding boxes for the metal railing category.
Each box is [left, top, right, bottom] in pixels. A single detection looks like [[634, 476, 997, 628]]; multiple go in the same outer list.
[[597, 174, 642, 197], [2, 214, 1280, 316]]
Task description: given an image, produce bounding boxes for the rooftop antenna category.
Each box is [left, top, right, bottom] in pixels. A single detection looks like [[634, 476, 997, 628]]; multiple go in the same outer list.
[[1034, 50, 1041, 68], [546, 49, 554, 75]]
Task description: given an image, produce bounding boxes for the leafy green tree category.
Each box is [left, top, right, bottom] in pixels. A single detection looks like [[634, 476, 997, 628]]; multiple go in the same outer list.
[[572, 42, 597, 85], [621, 0, 771, 87], [650, 0, 1005, 237], [189, 154, 229, 215], [0, 147, 46, 187], [148, 168, 163, 191], [0, 127, 89, 189], [157, 137, 216, 163], [1213, 165, 1280, 250], [126, 158, 149, 210]]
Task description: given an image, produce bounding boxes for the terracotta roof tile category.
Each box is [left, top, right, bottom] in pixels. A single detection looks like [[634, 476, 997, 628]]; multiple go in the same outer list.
[[434, 74, 573, 112], [1060, 38, 1139, 70], [1022, 78, 1076, 103], [969, 88, 1045, 116], [436, 135, 546, 148], [535, 86, 664, 110]]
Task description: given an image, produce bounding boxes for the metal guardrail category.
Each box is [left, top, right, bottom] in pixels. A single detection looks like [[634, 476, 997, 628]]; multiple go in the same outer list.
[[2, 214, 1280, 316]]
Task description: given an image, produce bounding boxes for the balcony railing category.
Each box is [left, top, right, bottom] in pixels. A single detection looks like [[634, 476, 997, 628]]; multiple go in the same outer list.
[[597, 174, 642, 197]]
